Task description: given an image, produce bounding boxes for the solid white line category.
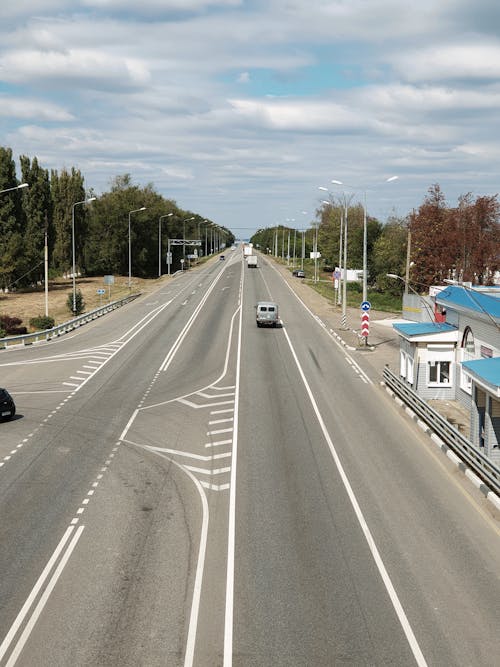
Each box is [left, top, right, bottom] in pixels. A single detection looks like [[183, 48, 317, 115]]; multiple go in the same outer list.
[[206, 428, 233, 436], [5, 526, 85, 667], [0, 526, 76, 662], [210, 409, 234, 415], [62, 382, 79, 387], [223, 268, 244, 666], [281, 326, 428, 667], [209, 418, 234, 425]]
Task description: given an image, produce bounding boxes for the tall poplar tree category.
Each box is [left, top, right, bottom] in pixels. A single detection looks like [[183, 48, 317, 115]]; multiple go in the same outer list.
[[20, 155, 51, 284], [51, 168, 86, 274], [0, 147, 25, 290]]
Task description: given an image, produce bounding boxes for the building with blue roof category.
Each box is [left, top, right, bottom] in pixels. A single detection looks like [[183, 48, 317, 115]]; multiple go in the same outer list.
[[393, 284, 500, 458]]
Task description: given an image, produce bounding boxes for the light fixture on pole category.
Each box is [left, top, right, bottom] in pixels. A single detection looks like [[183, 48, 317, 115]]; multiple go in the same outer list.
[[183, 217, 195, 261], [129, 207, 147, 288], [0, 182, 29, 195], [159, 212, 173, 277], [72, 196, 96, 313], [332, 176, 398, 304]]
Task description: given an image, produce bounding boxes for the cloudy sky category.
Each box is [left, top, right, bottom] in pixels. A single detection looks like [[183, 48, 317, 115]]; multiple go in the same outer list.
[[2, 0, 500, 237]]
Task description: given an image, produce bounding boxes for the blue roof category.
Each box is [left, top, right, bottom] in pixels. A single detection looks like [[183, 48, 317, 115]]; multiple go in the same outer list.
[[436, 285, 500, 319], [393, 322, 457, 337], [462, 357, 500, 390]]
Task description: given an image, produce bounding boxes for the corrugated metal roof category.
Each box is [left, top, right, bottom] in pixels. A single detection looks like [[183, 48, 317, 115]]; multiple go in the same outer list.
[[393, 322, 457, 337], [435, 285, 500, 319], [462, 357, 500, 392]]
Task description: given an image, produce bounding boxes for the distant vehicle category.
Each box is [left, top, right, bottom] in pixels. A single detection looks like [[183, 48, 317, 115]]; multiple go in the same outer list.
[[255, 301, 279, 328], [220, 255, 225, 260], [247, 255, 258, 268], [0, 388, 15, 420], [243, 244, 253, 257], [293, 269, 305, 278]]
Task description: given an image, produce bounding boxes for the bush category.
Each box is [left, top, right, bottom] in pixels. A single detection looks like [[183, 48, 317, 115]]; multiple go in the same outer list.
[[66, 289, 85, 316], [0, 315, 26, 335], [30, 315, 55, 331]]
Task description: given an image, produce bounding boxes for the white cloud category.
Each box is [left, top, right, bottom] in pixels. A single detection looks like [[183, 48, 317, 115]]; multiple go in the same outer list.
[[0, 49, 151, 89], [0, 96, 74, 121], [396, 42, 500, 83]]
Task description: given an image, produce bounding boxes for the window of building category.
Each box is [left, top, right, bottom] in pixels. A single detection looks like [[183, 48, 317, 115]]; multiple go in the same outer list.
[[428, 360, 451, 386]]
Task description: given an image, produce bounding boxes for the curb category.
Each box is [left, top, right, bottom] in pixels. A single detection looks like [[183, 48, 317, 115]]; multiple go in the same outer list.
[[383, 384, 500, 512]]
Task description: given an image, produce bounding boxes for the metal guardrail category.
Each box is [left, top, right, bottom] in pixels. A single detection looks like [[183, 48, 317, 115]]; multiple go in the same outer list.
[[383, 366, 500, 496], [0, 293, 140, 350]]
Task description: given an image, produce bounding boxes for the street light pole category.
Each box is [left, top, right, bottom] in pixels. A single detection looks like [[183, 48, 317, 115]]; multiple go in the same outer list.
[[129, 206, 147, 288], [72, 196, 96, 313], [159, 213, 173, 277], [183, 217, 195, 262], [332, 176, 398, 305], [0, 183, 29, 196]]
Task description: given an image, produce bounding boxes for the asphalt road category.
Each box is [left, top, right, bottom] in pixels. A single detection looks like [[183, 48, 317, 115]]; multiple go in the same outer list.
[[0, 251, 498, 666]]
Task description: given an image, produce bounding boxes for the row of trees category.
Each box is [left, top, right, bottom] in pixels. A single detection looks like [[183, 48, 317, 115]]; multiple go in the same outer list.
[[0, 147, 234, 290], [251, 184, 500, 293]]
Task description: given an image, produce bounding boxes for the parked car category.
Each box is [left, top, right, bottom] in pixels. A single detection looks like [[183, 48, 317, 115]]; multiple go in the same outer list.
[[0, 388, 15, 420], [255, 301, 279, 327], [220, 255, 225, 260], [292, 269, 305, 278]]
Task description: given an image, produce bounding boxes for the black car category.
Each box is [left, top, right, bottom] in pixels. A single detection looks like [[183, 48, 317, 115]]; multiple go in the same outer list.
[[0, 388, 15, 420]]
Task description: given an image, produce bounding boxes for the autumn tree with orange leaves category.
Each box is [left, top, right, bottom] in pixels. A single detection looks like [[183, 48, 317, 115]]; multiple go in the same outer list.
[[409, 184, 500, 288]]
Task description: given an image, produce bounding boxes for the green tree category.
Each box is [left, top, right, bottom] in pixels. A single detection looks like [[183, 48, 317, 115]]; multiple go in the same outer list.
[[371, 215, 409, 292], [51, 168, 86, 274], [0, 147, 25, 290], [20, 155, 52, 285]]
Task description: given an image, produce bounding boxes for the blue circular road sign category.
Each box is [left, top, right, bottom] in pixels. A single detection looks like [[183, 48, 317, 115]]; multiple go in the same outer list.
[[361, 301, 371, 311]]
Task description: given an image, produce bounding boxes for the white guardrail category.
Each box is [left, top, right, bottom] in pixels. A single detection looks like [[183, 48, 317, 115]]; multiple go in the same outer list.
[[383, 366, 500, 496], [0, 293, 140, 350]]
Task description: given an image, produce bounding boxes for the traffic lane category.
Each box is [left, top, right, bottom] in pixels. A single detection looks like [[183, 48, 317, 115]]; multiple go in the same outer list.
[[3, 441, 201, 667], [0, 261, 241, 665], [0, 264, 236, 459], [0, 286, 211, 636], [264, 272, 500, 664], [234, 305, 418, 666]]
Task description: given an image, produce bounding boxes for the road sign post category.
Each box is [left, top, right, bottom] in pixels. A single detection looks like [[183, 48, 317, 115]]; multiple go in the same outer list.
[[360, 301, 371, 345]]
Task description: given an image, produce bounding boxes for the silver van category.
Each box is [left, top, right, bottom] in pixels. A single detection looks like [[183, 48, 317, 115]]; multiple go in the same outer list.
[[256, 301, 279, 327]]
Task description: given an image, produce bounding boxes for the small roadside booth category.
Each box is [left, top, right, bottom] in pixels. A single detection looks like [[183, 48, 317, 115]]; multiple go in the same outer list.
[[392, 322, 459, 399], [461, 357, 500, 459]]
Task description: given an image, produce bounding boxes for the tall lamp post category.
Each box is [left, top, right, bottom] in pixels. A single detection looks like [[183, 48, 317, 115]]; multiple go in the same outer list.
[[159, 212, 173, 277], [0, 183, 29, 195], [129, 206, 147, 287], [183, 217, 195, 261], [331, 176, 398, 304], [72, 196, 96, 313]]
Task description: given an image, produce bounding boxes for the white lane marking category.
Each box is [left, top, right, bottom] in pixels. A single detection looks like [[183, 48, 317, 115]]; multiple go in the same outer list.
[[62, 382, 79, 388], [205, 440, 233, 448], [176, 398, 235, 410], [281, 326, 428, 667], [269, 264, 373, 385], [142, 445, 231, 462], [206, 428, 233, 436], [200, 482, 230, 491], [223, 267, 244, 667], [197, 391, 235, 399], [160, 270, 226, 373], [209, 418, 233, 425], [184, 466, 231, 476], [0, 526, 81, 663]]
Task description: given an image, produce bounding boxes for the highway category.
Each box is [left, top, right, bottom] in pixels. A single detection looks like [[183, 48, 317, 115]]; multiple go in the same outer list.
[[0, 250, 498, 666]]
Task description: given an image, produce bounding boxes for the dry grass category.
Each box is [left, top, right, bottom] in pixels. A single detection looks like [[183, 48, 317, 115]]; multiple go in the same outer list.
[[0, 275, 170, 331]]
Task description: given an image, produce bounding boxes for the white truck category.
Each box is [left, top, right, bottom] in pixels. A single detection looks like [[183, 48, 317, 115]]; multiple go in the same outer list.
[[247, 255, 258, 268], [243, 244, 253, 257]]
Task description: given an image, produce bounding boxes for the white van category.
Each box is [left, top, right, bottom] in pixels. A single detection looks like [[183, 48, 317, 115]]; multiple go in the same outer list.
[[255, 301, 279, 327]]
